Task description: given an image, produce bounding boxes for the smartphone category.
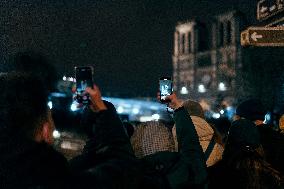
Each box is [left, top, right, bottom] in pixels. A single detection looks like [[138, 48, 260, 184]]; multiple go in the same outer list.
[[75, 66, 94, 104], [159, 77, 173, 103]]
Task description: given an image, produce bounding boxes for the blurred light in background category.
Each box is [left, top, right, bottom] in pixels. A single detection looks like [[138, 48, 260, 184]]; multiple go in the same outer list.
[[117, 106, 124, 114], [48, 101, 53, 109], [212, 113, 221, 119], [132, 107, 140, 114], [152, 114, 160, 121], [70, 102, 79, 112], [53, 130, 61, 139], [198, 84, 206, 93], [139, 114, 160, 122], [264, 113, 271, 124], [139, 116, 153, 122], [180, 86, 189, 94], [218, 82, 227, 91]]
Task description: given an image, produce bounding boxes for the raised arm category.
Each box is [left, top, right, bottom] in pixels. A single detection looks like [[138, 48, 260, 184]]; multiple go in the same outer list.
[[166, 94, 207, 188]]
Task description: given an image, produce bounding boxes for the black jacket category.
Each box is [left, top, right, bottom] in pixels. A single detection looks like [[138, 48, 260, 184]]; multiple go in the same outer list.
[[208, 157, 284, 189], [70, 101, 144, 189], [258, 124, 284, 174], [0, 135, 69, 189]]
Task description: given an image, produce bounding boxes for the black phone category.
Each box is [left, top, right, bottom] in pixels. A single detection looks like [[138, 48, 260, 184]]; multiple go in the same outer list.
[[75, 66, 94, 104], [159, 77, 173, 103]]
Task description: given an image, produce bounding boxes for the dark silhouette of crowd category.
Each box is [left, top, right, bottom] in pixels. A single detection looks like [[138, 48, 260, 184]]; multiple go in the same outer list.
[[0, 52, 283, 189]]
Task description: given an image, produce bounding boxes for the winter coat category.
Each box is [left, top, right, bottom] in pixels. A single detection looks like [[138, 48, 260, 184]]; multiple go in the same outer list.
[[170, 107, 208, 189], [257, 124, 284, 174], [173, 116, 223, 167], [69, 101, 144, 189], [208, 153, 284, 189], [208, 120, 284, 189], [0, 135, 69, 189]]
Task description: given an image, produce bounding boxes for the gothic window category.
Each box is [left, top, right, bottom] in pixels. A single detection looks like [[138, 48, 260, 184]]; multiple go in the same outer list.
[[181, 34, 185, 54], [218, 22, 224, 47], [198, 24, 209, 51], [188, 32, 191, 53], [226, 21, 232, 45]]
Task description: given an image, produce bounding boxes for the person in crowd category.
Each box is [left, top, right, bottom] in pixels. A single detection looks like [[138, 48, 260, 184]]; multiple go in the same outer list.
[[208, 118, 283, 189], [131, 121, 176, 188], [131, 93, 207, 189], [0, 72, 69, 188], [172, 100, 224, 167], [235, 99, 284, 174], [279, 114, 284, 134], [0, 70, 145, 189], [131, 121, 175, 158], [69, 85, 145, 189]]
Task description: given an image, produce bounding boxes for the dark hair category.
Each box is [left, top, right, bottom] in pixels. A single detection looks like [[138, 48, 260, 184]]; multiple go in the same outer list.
[[0, 72, 49, 138], [6, 51, 58, 92], [236, 99, 266, 121], [226, 147, 283, 189]]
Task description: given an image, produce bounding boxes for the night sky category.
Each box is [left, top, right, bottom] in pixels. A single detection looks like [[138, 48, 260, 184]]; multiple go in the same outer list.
[[0, 0, 259, 97]]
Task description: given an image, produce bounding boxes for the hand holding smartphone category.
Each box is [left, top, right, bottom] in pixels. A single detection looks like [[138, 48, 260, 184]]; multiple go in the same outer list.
[[75, 66, 94, 104], [159, 77, 173, 103]]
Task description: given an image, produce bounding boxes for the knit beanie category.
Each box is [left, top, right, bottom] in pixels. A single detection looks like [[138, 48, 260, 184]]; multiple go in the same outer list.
[[227, 119, 260, 148], [130, 121, 175, 158], [236, 99, 266, 121]]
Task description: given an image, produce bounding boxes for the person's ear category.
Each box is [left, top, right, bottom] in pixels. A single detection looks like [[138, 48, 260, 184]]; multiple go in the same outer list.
[[42, 122, 54, 145]]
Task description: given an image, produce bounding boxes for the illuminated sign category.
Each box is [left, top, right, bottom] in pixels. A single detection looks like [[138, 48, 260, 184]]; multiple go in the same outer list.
[[241, 27, 284, 46], [257, 0, 284, 20]]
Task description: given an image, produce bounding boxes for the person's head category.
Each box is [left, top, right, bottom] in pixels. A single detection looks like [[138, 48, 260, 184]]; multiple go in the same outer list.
[[223, 119, 283, 188], [183, 99, 205, 119], [235, 99, 266, 125], [223, 118, 262, 161], [0, 72, 54, 144], [6, 51, 58, 92], [279, 115, 284, 133], [130, 121, 175, 158]]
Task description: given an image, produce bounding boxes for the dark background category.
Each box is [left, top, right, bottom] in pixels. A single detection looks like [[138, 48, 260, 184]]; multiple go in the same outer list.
[[0, 0, 259, 97]]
